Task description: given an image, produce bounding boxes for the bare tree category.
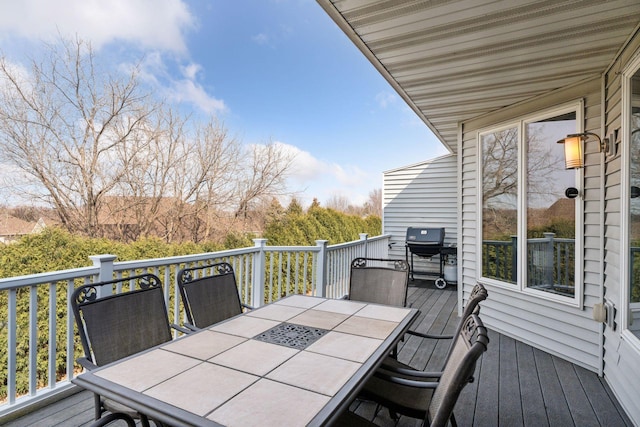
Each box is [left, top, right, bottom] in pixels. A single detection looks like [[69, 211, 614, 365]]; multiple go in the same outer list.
[[234, 142, 294, 219], [325, 194, 352, 213], [0, 37, 297, 242], [364, 188, 382, 217], [0, 37, 154, 236]]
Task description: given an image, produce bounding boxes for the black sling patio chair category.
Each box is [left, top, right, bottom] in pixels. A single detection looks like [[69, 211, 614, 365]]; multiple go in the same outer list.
[[387, 282, 488, 367], [71, 273, 174, 427], [336, 313, 489, 427], [357, 283, 488, 422], [177, 261, 253, 330], [348, 257, 409, 307]]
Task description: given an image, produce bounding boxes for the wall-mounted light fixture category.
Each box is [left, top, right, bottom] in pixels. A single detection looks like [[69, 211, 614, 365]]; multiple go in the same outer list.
[[556, 131, 614, 169]]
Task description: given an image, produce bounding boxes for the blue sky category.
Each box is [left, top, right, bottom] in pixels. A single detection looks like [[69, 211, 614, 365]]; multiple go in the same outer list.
[[0, 0, 446, 206]]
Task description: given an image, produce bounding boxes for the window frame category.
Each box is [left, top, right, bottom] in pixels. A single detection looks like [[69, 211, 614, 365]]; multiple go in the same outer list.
[[476, 101, 584, 307], [620, 50, 640, 351]]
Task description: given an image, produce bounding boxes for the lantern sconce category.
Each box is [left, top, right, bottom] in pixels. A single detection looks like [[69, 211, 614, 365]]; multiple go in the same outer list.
[[556, 130, 617, 169]]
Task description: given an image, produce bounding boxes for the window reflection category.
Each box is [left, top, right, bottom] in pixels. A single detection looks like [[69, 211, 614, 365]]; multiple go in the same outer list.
[[526, 117, 576, 296], [482, 128, 518, 283]]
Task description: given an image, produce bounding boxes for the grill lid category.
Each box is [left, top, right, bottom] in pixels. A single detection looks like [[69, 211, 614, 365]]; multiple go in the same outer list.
[[405, 227, 445, 245]]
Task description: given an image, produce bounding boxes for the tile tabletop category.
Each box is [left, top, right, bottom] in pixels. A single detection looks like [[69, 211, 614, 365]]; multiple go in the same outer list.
[[74, 295, 419, 427]]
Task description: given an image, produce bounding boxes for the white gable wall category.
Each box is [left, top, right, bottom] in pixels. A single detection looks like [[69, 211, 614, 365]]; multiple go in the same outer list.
[[383, 155, 458, 277]]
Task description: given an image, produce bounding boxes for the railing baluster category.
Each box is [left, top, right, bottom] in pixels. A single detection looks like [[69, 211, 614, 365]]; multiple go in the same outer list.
[[29, 286, 37, 396], [66, 279, 75, 382], [8, 288, 17, 404], [48, 282, 56, 389]]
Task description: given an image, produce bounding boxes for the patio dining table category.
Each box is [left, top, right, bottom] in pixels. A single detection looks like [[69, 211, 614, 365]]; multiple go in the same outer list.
[[72, 294, 420, 427]]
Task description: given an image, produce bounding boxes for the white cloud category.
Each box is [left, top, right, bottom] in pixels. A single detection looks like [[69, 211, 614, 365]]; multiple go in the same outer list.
[[168, 76, 226, 114], [131, 54, 226, 115], [375, 91, 397, 108], [0, 0, 195, 53], [252, 33, 269, 45], [272, 141, 376, 206]]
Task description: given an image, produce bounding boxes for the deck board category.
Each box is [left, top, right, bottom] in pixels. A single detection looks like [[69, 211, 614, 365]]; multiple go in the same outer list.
[[2, 281, 633, 427], [498, 334, 524, 427], [515, 340, 549, 427]]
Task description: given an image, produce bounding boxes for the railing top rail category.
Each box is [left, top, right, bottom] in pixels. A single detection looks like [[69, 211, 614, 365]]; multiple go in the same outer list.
[[0, 236, 393, 291], [326, 234, 391, 251], [262, 245, 321, 253], [112, 246, 260, 270], [0, 266, 99, 291], [526, 237, 574, 243]]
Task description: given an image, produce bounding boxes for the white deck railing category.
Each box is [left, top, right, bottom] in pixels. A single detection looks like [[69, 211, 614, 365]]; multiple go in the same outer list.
[[0, 233, 391, 419]]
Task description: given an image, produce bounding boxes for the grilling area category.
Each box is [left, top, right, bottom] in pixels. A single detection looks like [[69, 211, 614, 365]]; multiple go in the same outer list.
[[405, 227, 456, 288]]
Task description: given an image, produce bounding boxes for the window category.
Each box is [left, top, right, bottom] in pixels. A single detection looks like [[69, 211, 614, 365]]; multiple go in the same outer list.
[[480, 105, 581, 303], [481, 126, 518, 284], [624, 60, 640, 340]]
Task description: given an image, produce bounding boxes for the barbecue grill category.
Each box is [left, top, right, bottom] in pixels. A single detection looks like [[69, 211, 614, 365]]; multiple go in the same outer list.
[[405, 227, 455, 288]]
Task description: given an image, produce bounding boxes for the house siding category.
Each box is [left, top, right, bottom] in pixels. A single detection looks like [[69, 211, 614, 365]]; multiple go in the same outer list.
[[383, 155, 458, 277], [601, 30, 640, 422], [461, 77, 604, 372]]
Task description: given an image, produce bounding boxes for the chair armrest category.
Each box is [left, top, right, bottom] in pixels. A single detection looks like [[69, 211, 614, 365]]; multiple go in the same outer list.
[[379, 362, 443, 380], [170, 323, 194, 334], [374, 369, 440, 389], [406, 329, 454, 340], [77, 357, 98, 371]]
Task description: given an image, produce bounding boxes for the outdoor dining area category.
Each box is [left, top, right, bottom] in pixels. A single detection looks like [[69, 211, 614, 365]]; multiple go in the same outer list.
[[3, 252, 632, 427]]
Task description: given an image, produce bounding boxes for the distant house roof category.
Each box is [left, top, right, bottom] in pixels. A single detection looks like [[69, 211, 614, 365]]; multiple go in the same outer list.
[[0, 214, 46, 242]]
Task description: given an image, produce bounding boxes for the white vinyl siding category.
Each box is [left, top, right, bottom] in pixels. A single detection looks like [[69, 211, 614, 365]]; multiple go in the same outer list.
[[461, 78, 603, 372], [383, 155, 457, 277], [600, 32, 640, 422]]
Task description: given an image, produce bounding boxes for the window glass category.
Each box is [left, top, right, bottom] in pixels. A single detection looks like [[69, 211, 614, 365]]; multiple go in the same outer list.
[[525, 116, 576, 296], [629, 68, 640, 337], [482, 128, 518, 284]]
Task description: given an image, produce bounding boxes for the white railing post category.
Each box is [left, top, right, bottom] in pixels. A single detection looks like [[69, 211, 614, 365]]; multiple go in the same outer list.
[[89, 254, 117, 297], [315, 240, 328, 297], [89, 254, 117, 281], [359, 233, 368, 258], [252, 239, 267, 307]]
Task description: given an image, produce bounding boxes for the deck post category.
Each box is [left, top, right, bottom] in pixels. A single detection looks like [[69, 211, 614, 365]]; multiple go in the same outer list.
[[88, 254, 118, 297], [315, 240, 328, 297], [359, 233, 368, 258], [252, 239, 267, 307]]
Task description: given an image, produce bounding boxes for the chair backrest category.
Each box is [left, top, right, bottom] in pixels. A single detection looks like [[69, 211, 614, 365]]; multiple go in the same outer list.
[[349, 257, 409, 307], [441, 283, 488, 366], [428, 313, 489, 427], [177, 262, 243, 328], [71, 274, 172, 366]]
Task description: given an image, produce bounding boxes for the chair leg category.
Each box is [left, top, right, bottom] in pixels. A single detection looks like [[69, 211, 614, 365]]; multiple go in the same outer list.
[[140, 414, 151, 427], [93, 394, 103, 420]]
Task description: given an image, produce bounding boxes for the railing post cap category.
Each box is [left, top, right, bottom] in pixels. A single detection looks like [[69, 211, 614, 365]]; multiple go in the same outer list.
[[315, 240, 328, 247], [253, 238, 267, 247], [89, 254, 118, 265]]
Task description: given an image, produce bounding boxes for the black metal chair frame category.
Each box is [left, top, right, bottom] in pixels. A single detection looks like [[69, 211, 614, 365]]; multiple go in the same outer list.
[[358, 283, 488, 423], [348, 257, 410, 307], [71, 273, 173, 427], [404, 282, 488, 366], [340, 313, 489, 427], [177, 261, 252, 331]]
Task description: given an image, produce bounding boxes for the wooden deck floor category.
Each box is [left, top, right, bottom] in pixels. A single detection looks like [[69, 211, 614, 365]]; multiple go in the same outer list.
[[3, 281, 632, 427]]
